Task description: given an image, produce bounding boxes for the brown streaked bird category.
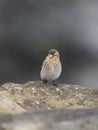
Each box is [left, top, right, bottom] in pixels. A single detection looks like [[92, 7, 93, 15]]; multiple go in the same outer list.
[[40, 49, 62, 85]]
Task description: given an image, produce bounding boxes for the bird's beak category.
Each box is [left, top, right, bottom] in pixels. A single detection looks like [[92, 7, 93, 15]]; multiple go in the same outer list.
[[49, 54, 53, 58]]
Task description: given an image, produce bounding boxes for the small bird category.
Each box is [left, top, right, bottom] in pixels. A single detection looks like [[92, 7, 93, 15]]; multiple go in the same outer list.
[[40, 49, 62, 85]]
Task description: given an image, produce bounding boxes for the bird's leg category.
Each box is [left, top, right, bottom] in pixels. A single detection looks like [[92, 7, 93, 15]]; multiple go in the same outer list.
[[43, 79, 48, 84], [52, 80, 57, 86]]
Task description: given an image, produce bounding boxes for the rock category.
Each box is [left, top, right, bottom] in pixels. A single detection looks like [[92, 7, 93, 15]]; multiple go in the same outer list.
[[0, 81, 98, 111], [0, 108, 98, 130], [0, 81, 98, 129], [0, 93, 26, 114]]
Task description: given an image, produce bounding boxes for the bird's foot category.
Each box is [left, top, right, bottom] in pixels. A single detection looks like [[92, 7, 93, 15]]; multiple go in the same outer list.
[[51, 80, 57, 86], [43, 79, 48, 84]]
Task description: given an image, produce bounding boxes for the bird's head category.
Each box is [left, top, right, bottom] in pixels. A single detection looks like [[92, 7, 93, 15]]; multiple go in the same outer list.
[[48, 49, 60, 59]]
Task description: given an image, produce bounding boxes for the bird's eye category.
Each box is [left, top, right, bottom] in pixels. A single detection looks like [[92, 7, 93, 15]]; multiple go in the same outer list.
[[54, 53, 57, 56]]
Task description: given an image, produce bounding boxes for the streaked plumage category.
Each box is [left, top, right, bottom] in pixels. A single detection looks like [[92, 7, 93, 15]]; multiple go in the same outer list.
[[40, 49, 62, 84]]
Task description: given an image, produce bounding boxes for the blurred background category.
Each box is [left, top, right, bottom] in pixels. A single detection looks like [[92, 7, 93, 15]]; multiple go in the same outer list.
[[0, 0, 98, 88]]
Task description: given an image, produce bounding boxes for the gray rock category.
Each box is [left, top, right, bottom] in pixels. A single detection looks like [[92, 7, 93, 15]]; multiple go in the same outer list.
[[0, 81, 98, 130], [0, 93, 26, 114], [1, 81, 98, 111], [0, 108, 98, 130]]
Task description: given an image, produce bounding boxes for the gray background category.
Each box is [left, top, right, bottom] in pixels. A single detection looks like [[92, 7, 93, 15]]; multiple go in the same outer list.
[[0, 0, 98, 88]]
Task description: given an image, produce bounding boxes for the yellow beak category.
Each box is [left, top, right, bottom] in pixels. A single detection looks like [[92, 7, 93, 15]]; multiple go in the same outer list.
[[49, 54, 53, 58]]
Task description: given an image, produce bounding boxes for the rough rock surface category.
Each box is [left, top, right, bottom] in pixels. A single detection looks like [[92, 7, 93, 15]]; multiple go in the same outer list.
[[0, 93, 26, 114], [0, 81, 98, 130], [1, 81, 98, 111], [0, 108, 98, 130]]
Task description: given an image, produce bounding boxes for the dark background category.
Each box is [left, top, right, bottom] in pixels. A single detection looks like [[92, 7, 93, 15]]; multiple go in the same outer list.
[[0, 0, 98, 88]]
